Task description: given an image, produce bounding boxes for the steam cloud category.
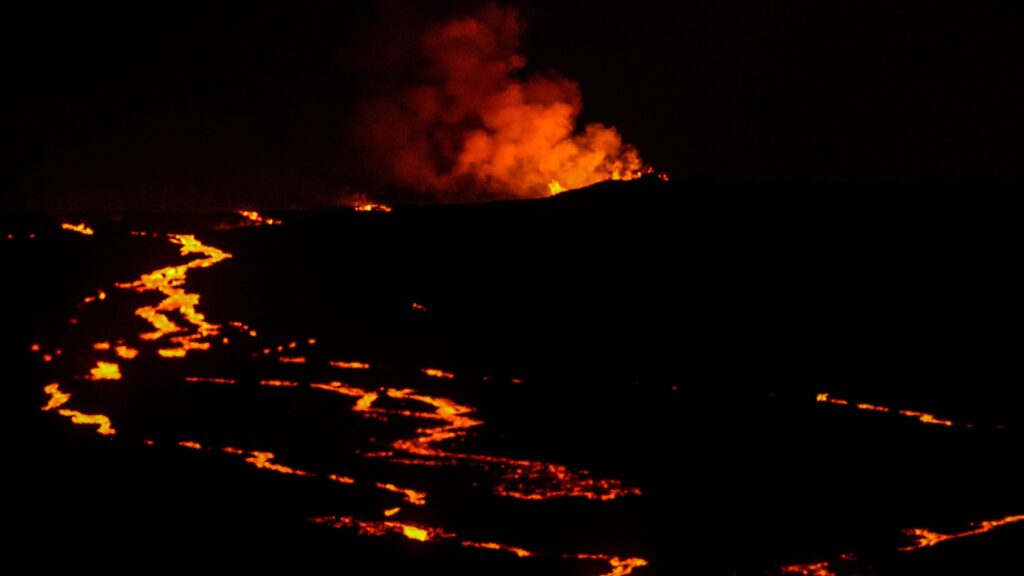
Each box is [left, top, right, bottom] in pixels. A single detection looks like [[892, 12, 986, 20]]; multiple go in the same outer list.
[[357, 4, 646, 200]]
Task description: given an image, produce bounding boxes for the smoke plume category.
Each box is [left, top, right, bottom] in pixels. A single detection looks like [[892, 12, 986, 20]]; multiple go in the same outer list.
[[357, 4, 646, 200]]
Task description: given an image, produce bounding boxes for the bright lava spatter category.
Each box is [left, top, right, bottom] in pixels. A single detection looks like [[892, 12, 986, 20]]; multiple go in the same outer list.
[[34, 226, 649, 576]]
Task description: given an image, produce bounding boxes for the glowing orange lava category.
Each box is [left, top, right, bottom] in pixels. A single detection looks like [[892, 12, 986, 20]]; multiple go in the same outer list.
[[88, 361, 122, 380], [61, 222, 94, 235], [569, 553, 650, 576], [41, 383, 70, 411], [41, 383, 115, 435], [899, 514, 1024, 551], [116, 234, 231, 358], [779, 562, 836, 576], [377, 482, 428, 506], [238, 210, 283, 226], [115, 345, 139, 359], [817, 393, 957, 427], [311, 515, 452, 542], [261, 380, 300, 388], [462, 540, 534, 558], [184, 376, 238, 385], [421, 368, 455, 379], [330, 360, 371, 370], [34, 227, 647, 576], [354, 202, 394, 213]]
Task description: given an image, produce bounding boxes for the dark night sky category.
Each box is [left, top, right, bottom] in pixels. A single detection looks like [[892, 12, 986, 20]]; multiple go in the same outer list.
[[6, 2, 1023, 212]]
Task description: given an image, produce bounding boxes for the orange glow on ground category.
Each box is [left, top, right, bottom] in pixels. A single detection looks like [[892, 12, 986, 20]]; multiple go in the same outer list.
[[179, 440, 203, 450], [899, 514, 1024, 551], [278, 356, 306, 364], [92, 341, 111, 351], [411, 302, 429, 311], [61, 222, 94, 235], [383, 507, 401, 517], [88, 361, 122, 380]]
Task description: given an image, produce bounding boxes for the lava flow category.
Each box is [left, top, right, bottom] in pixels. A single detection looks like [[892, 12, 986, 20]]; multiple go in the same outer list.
[[115, 234, 231, 358], [816, 393, 958, 427], [899, 513, 1024, 551], [41, 382, 115, 435], [779, 562, 836, 576], [61, 222, 94, 235], [34, 226, 649, 576]]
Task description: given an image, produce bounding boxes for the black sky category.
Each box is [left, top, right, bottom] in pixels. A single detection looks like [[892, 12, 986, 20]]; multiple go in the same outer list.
[[6, 2, 1023, 212]]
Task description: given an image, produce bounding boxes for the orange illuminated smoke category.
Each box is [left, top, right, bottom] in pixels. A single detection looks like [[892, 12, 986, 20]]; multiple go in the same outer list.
[[238, 210, 282, 226], [383, 507, 401, 517], [61, 222, 94, 235], [779, 562, 836, 576], [816, 393, 957, 427], [357, 5, 650, 200], [88, 361, 122, 380], [899, 513, 1024, 551]]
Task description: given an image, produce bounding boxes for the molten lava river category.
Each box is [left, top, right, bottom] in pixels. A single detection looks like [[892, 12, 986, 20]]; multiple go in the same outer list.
[[15, 210, 1023, 575]]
